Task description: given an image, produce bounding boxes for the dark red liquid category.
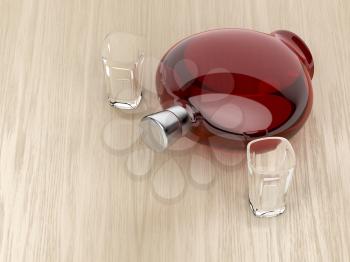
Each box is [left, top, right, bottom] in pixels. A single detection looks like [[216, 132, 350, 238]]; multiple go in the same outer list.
[[156, 29, 313, 148]]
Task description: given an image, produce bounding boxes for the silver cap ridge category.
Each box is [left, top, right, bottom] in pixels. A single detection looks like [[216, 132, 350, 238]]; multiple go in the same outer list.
[[140, 105, 191, 152]]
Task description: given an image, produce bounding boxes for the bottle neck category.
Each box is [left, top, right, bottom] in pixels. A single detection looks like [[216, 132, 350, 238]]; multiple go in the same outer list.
[[140, 105, 192, 152]]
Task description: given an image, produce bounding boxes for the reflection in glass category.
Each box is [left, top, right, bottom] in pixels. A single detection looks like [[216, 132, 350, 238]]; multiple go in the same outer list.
[[247, 137, 296, 217], [102, 32, 145, 109]]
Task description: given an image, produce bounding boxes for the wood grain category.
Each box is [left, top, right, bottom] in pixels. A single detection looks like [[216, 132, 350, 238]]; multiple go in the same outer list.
[[0, 0, 350, 261]]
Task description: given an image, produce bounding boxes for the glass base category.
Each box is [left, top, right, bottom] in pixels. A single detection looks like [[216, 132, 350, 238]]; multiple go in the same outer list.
[[109, 94, 142, 110], [249, 199, 286, 218]]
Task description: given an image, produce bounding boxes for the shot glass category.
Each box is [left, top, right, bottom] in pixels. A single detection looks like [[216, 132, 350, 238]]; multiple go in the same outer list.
[[101, 32, 145, 110], [247, 137, 296, 217]]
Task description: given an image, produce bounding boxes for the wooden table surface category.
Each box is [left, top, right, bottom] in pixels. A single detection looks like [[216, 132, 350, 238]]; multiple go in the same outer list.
[[1, 0, 350, 261]]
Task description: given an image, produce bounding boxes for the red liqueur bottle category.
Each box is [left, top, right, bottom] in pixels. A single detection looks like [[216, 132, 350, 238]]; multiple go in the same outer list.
[[140, 29, 314, 151]]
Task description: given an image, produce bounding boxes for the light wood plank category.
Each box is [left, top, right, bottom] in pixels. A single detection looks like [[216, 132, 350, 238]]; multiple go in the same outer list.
[[0, 0, 349, 261]]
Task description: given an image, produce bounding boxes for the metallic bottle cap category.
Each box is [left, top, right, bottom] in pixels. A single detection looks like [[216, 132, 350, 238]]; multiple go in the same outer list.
[[140, 105, 191, 152]]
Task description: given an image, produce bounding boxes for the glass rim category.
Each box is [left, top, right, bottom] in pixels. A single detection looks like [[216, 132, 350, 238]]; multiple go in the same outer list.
[[102, 31, 146, 58], [246, 136, 296, 173]]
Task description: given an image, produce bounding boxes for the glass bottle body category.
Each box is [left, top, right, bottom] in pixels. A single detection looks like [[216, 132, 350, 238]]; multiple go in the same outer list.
[[155, 29, 314, 149]]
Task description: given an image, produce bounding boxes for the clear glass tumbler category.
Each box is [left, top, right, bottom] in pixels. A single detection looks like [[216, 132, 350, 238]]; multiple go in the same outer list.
[[247, 137, 296, 217], [101, 32, 145, 109]]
